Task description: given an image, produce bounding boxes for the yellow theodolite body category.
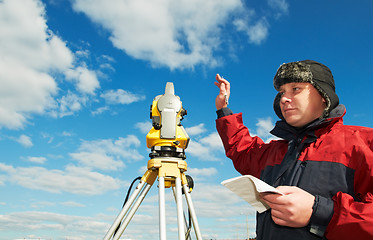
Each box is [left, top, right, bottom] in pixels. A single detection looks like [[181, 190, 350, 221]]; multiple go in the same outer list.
[[146, 82, 190, 150]]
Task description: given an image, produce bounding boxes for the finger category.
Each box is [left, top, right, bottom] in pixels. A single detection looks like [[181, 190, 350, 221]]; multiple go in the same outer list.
[[219, 82, 226, 94], [223, 76, 230, 93], [213, 80, 226, 95], [216, 73, 223, 82], [214, 74, 226, 87], [271, 214, 288, 226], [216, 74, 229, 84], [271, 207, 290, 222], [276, 186, 295, 194], [259, 192, 273, 198], [261, 193, 286, 205]]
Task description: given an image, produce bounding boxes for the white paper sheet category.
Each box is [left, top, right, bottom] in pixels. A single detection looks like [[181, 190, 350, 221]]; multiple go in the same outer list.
[[221, 175, 284, 213]]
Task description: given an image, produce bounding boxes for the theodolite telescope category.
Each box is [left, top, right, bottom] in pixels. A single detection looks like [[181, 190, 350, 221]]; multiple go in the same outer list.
[[146, 82, 190, 159]]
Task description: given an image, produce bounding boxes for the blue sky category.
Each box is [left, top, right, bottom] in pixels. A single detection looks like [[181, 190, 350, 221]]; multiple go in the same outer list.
[[1, 0, 373, 239]]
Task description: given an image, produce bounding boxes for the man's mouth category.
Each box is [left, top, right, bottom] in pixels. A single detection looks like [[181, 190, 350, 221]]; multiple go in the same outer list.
[[283, 108, 296, 114]]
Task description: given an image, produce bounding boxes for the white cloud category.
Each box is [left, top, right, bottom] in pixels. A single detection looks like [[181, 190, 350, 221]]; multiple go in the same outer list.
[[234, 16, 269, 45], [138, 165, 148, 175], [62, 131, 74, 137], [185, 123, 207, 136], [0, 0, 73, 70], [0, 58, 58, 129], [27, 156, 47, 164], [267, 0, 289, 17], [0, 163, 122, 195], [71, 0, 288, 69], [187, 167, 217, 177], [0, 175, 5, 186], [60, 201, 85, 208], [256, 117, 274, 138], [91, 106, 109, 116], [0, 211, 107, 239], [247, 18, 269, 45], [199, 132, 224, 149], [64, 66, 100, 95], [0, 0, 100, 129], [70, 152, 125, 171], [101, 89, 146, 105], [187, 167, 218, 182], [187, 132, 224, 161], [71, 0, 245, 70], [30, 201, 56, 209], [250, 117, 279, 143], [135, 121, 152, 134], [16, 134, 33, 148], [70, 135, 144, 171], [55, 91, 85, 117], [0, 0, 63, 129]]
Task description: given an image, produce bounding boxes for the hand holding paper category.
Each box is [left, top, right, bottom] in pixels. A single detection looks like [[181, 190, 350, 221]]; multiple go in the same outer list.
[[260, 185, 315, 228], [221, 175, 283, 213]]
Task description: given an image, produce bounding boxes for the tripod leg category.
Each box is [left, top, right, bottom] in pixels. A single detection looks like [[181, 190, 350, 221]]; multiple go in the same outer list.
[[172, 187, 191, 240], [175, 177, 186, 240], [183, 184, 203, 240], [159, 176, 167, 240], [112, 182, 152, 240], [103, 180, 146, 240]]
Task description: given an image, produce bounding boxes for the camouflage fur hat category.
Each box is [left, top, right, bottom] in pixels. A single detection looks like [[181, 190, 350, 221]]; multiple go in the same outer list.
[[273, 60, 339, 120]]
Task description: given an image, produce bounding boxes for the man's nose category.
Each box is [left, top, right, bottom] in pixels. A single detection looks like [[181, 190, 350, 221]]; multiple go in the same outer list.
[[280, 93, 291, 104]]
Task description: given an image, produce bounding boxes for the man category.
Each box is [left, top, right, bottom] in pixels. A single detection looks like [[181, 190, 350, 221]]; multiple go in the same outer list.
[[215, 60, 373, 239]]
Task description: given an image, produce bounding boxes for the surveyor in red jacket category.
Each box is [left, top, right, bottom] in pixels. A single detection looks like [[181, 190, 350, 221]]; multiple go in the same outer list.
[[215, 60, 373, 240]]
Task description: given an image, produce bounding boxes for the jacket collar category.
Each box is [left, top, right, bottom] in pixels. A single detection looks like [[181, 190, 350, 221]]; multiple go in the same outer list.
[[270, 104, 346, 141]]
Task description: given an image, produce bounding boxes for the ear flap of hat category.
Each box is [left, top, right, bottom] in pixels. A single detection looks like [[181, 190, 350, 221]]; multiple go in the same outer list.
[[307, 61, 339, 116], [273, 92, 284, 120], [311, 80, 339, 117]]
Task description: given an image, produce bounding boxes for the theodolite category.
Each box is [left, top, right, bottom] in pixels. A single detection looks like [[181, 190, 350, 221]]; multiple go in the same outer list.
[[103, 82, 202, 240]]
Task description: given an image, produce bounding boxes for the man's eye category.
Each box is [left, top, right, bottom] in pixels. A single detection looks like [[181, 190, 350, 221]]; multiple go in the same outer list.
[[293, 87, 300, 91]]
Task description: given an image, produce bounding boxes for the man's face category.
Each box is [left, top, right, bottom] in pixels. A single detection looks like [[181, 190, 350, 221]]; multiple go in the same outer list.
[[279, 82, 326, 128]]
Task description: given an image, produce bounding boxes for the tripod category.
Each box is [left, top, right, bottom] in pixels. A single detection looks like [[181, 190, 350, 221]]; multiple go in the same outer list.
[[103, 153, 203, 240]]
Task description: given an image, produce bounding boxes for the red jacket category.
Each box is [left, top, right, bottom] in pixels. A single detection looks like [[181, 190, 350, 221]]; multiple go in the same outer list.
[[216, 107, 373, 239]]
